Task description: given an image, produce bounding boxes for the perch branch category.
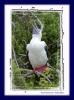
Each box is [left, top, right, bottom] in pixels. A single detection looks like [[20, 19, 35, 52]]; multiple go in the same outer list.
[[19, 68, 51, 83]]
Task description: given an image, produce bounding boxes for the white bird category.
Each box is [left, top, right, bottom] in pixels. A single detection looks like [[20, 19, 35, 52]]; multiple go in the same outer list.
[[26, 14, 48, 73]]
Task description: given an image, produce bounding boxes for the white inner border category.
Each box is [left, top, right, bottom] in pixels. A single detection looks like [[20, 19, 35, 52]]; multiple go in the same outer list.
[[4, 5, 70, 96]]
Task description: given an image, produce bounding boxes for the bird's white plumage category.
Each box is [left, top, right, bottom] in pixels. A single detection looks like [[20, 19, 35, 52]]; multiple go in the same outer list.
[[26, 37, 48, 68]]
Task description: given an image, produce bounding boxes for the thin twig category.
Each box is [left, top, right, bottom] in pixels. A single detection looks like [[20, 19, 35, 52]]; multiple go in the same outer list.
[[23, 62, 29, 66], [22, 40, 27, 46], [13, 48, 19, 67], [19, 68, 33, 72], [18, 54, 27, 57], [23, 72, 33, 78], [35, 71, 51, 83], [48, 40, 60, 47]]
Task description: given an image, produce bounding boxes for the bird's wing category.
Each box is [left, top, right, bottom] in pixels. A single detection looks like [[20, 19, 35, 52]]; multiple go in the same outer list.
[[41, 41, 48, 57], [44, 45, 48, 57]]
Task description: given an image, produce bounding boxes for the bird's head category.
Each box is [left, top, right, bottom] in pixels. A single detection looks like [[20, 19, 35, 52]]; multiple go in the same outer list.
[[32, 23, 42, 40]]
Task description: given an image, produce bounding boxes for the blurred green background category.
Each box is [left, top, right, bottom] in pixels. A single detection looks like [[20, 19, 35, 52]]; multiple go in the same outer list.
[[12, 11, 60, 89]]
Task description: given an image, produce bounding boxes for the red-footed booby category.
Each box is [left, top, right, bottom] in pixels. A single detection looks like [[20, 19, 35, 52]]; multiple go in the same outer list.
[[26, 13, 48, 73]]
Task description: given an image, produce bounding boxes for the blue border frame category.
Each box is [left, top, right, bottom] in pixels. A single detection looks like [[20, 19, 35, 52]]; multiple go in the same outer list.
[[0, 0, 73, 99]]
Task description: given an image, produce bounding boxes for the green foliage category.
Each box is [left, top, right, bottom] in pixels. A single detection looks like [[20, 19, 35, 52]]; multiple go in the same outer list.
[[12, 11, 60, 89], [12, 60, 59, 89]]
